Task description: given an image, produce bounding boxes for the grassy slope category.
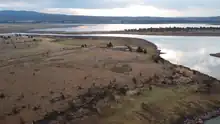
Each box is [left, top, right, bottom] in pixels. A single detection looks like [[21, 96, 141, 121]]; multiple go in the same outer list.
[[100, 85, 220, 124], [44, 37, 220, 124], [1, 36, 220, 124]]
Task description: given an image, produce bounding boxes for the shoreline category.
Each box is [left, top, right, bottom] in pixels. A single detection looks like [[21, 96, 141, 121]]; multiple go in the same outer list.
[[210, 53, 220, 58], [34, 35, 220, 124], [30, 31, 220, 37], [1, 34, 220, 124]]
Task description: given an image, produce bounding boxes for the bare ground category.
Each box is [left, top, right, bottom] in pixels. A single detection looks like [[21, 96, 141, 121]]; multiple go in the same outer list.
[[0, 24, 80, 33], [0, 35, 220, 124]]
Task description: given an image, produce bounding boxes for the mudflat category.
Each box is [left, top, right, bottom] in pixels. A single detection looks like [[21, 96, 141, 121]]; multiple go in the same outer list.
[[0, 35, 220, 124], [0, 24, 79, 33]]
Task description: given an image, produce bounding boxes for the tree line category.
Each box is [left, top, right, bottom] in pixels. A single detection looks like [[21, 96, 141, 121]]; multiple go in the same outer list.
[[125, 27, 220, 32]]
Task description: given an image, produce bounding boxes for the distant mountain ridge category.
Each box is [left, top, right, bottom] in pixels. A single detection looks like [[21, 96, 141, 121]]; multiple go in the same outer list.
[[0, 10, 220, 24]]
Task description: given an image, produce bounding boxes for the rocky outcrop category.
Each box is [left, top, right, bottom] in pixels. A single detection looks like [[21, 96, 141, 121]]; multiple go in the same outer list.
[[210, 53, 220, 58]]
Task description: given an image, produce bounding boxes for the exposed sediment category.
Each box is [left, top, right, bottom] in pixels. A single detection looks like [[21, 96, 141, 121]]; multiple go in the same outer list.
[[34, 55, 220, 124], [1, 35, 220, 124]]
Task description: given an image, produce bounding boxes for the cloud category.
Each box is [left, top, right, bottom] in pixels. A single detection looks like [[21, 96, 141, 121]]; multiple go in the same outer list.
[[41, 5, 181, 17], [0, 1, 33, 9], [0, 0, 52, 10], [0, 0, 220, 16], [41, 4, 220, 17]]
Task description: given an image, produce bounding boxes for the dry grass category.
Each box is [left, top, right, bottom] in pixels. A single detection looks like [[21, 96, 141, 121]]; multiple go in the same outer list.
[[0, 35, 160, 124], [1, 35, 219, 124], [99, 85, 220, 124]]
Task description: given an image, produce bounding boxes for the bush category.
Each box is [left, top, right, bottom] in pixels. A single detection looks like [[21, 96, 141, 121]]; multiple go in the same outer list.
[[28, 36, 33, 38], [152, 54, 163, 63], [132, 77, 137, 84], [107, 42, 113, 48], [143, 49, 147, 54], [126, 45, 132, 52], [136, 46, 143, 53]]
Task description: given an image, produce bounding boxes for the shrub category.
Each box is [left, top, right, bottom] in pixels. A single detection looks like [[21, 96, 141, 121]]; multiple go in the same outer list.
[[132, 77, 137, 84], [0, 92, 5, 99], [143, 49, 147, 54], [126, 45, 133, 52], [152, 54, 160, 63], [136, 46, 143, 53], [107, 42, 113, 48]]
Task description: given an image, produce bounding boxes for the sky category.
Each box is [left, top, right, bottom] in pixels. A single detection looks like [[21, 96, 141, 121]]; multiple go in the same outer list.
[[0, 0, 220, 17]]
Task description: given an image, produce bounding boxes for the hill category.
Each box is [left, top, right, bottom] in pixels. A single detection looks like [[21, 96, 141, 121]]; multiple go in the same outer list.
[[0, 10, 220, 24]]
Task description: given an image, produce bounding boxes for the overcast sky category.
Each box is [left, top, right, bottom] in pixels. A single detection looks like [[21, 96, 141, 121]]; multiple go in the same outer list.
[[0, 0, 220, 17]]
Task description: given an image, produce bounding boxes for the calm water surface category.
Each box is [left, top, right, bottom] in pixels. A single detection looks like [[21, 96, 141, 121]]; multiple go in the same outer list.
[[32, 23, 220, 32]]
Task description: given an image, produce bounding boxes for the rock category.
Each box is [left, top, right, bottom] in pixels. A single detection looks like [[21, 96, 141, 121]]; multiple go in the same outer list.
[[118, 87, 128, 95], [50, 90, 54, 94], [32, 105, 41, 111], [132, 77, 137, 84], [50, 93, 66, 104], [196, 118, 203, 124], [149, 85, 153, 91], [77, 86, 83, 90], [9, 72, 15, 75], [126, 90, 141, 96], [11, 106, 20, 115], [16, 93, 24, 101], [112, 95, 121, 103]]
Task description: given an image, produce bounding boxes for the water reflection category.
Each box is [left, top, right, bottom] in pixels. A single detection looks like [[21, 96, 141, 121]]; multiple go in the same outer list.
[[148, 36, 220, 79], [32, 24, 220, 32]]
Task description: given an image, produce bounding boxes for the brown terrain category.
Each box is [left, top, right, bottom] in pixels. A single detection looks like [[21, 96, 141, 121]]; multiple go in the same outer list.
[[0, 34, 220, 124], [0, 24, 80, 33]]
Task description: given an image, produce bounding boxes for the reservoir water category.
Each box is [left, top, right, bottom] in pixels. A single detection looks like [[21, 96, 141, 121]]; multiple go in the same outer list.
[[31, 23, 220, 32]]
